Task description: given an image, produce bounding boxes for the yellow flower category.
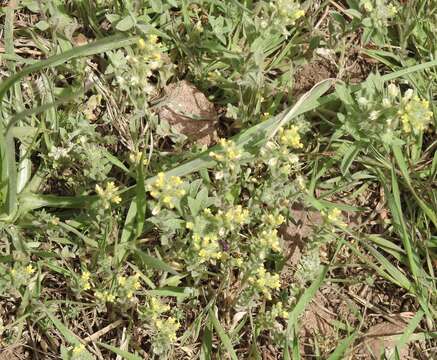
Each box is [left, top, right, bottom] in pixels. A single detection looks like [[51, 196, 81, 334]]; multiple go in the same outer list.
[[117, 275, 127, 286], [199, 249, 207, 258], [25, 265, 35, 275], [210, 139, 242, 163], [398, 94, 433, 135], [138, 38, 146, 49], [279, 126, 303, 149], [95, 290, 115, 303], [249, 265, 281, 300], [82, 282, 91, 291], [151, 52, 161, 61], [129, 150, 148, 165], [147, 173, 185, 210], [81, 271, 90, 281], [72, 343, 85, 354], [95, 182, 121, 209], [224, 205, 250, 225], [148, 34, 158, 44], [324, 207, 346, 228], [133, 279, 141, 290]]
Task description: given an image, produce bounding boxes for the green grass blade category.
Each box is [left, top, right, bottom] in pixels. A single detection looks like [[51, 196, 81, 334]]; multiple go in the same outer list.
[[43, 308, 93, 359], [286, 266, 327, 336], [392, 144, 437, 228], [388, 166, 420, 281], [394, 310, 424, 356], [326, 332, 357, 360], [97, 342, 142, 360], [209, 307, 238, 360], [135, 249, 179, 275], [0, 34, 138, 102]]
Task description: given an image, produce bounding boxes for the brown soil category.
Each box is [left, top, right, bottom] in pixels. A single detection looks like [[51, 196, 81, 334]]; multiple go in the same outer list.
[[293, 60, 336, 97]]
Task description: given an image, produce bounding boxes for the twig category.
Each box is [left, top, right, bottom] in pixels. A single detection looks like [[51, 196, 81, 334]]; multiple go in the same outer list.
[[83, 319, 125, 343]]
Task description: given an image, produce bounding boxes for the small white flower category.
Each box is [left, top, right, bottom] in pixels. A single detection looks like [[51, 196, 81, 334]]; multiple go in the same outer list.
[[268, 157, 278, 167], [116, 76, 125, 85], [387, 83, 399, 98], [130, 76, 139, 86], [369, 111, 380, 121], [404, 89, 414, 101], [215, 171, 224, 180], [288, 154, 299, 164], [382, 98, 391, 108], [149, 61, 161, 70], [357, 97, 369, 108]]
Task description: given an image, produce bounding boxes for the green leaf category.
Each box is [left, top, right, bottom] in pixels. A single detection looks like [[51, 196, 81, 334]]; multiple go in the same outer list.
[[335, 82, 354, 105], [340, 143, 360, 175], [200, 321, 213, 360], [135, 249, 179, 275], [395, 310, 424, 355], [327, 332, 357, 359], [0, 34, 139, 102], [35, 20, 50, 31], [286, 266, 327, 337], [97, 342, 142, 360], [116, 16, 135, 31], [209, 307, 238, 360]]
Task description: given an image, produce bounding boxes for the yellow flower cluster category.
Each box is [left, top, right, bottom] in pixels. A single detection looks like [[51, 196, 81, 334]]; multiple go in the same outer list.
[[10, 263, 35, 280], [259, 229, 281, 252], [95, 290, 116, 303], [398, 94, 433, 135], [25, 265, 35, 275], [209, 138, 242, 162], [137, 35, 162, 70], [192, 232, 222, 262], [271, 301, 289, 319], [129, 150, 148, 166], [80, 271, 91, 291], [279, 125, 303, 149], [323, 207, 346, 228], [95, 181, 121, 209], [147, 173, 186, 213], [248, 265, 281, 300], [154, 317, 180, 342], [72, 344, 85, 357], [117, 273, 142, 299], [262, 213, 285, 227], [270, 0, 305, 26], [223, 205, 250, 225], [150, 297, 171, 315]]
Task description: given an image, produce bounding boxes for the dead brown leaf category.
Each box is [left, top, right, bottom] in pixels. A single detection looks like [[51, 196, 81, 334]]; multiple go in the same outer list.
[[280, 206, 323, 266], [360, 320, 409, 359], [157, 80, 218, 146]]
